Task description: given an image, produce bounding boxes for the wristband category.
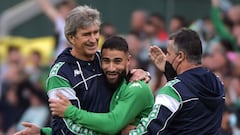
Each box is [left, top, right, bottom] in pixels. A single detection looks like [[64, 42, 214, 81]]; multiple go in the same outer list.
[[146, 71, 151, 80]]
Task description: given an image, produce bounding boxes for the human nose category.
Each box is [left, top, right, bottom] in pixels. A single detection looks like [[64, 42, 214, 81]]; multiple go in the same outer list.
[[108, 62, 116, 71]]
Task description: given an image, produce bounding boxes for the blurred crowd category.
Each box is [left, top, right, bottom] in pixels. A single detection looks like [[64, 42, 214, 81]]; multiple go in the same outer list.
[[1, 0, 240, 134]]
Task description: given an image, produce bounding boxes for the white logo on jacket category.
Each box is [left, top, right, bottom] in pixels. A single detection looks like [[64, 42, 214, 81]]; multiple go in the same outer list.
[[74, 69, 81, 77], [129, 82, 142, 88]]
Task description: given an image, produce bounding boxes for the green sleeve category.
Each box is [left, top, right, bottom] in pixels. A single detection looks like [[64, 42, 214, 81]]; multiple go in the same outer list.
[[46, 63, 103, 134], [64, 81, 154, 134], [211, 6, 240, 52], [40, 127, 52, 135], [130, 80, 181, 135]]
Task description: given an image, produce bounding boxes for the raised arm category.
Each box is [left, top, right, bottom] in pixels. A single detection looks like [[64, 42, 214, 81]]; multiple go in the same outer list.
[[37, 0, 60, 22], [210, 0, 240, 52]]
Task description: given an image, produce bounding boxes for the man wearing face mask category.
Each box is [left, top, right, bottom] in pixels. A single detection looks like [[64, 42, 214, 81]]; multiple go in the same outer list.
[[129, 28, 225, 134]]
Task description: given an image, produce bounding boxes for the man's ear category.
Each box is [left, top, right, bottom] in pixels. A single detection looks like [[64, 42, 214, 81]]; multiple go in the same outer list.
[[178, 51, 185, 62], [68, 35, 75, 45], [128, 54, 132, 64]]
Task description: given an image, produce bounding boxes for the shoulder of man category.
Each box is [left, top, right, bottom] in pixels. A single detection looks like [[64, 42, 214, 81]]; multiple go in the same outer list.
[[157, 79, 182, 103], [127, 81, 150, 90], [46, 62, 71, 91], [49, 62, 65, 77], [126, 81, 153, 97], [49, 61, 76, 78]]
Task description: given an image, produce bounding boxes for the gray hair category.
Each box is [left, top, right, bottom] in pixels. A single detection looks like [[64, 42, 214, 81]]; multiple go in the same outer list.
[[64, 5, 101, 39]]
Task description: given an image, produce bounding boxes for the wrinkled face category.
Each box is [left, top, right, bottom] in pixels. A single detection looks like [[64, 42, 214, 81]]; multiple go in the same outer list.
[[69, 24, 100, 60], [101, 49, 129, 84]]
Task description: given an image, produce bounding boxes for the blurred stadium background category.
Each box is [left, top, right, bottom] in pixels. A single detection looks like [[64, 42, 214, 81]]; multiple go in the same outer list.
[[1, 0, 240, 134]]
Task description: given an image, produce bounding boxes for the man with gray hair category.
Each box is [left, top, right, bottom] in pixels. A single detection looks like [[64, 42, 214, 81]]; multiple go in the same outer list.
[[14, 5, 150, 135], [45, 5, 104, 135]]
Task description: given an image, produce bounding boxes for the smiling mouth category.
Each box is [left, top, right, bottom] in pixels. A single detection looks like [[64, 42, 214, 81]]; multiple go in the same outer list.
[[107, 73, 118, 79], [86, 44, 96, 47]]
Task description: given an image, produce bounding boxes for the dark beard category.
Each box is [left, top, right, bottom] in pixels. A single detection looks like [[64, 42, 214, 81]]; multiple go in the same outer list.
[[105, 70, 126, 91]]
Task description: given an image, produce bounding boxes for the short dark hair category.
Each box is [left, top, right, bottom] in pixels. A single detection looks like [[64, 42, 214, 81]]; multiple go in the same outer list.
[[101, 36, 129, 54], [169, 28, 202, 64]]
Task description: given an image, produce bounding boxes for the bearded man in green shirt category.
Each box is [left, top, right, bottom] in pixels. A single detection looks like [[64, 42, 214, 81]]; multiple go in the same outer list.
[[49, 36, 154, 135], [15, 36, 154, 135]]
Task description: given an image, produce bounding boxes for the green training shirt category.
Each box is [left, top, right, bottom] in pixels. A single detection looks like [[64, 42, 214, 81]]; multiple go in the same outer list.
[[63, 79, 154, 134], [41, 79, 154, 135]]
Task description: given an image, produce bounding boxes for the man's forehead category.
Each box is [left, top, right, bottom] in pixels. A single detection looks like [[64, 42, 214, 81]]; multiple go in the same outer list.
[[101, 49, 127, 58], [77, 25, 100, 32], [102, 48, 125, 53]]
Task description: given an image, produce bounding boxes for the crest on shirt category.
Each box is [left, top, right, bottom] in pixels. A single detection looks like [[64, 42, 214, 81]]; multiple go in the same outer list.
[[129, 82, 142, 88], [49, 62, 64, 77], [74, 69, 81, 77]]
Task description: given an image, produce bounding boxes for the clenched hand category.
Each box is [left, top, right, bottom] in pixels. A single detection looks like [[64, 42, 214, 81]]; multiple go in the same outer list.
[[49, 92, 72, 117]]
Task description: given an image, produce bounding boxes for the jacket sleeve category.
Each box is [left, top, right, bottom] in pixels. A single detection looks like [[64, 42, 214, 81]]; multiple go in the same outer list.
[[46, 63, 97, 134], [129, 84, 181, 135], [40, 127, 52, 135], [64, 82, 154, 134]]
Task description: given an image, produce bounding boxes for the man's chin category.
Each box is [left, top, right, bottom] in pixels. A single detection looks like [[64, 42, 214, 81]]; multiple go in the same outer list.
[[106, 78, 120, 90], [85, 47, 98, 55], [86, 50, 97, 56], [105, 71, 126, 90], [107, 79, 117, 84]]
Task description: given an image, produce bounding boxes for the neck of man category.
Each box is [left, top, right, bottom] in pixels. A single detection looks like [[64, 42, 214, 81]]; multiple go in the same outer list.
[[177, 61, 201, 75], [71, 49, 95, 61], [107, 80, 123, 91]]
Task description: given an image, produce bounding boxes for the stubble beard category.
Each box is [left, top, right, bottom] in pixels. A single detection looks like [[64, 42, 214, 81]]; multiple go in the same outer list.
[[106, 70, 126, 91]]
